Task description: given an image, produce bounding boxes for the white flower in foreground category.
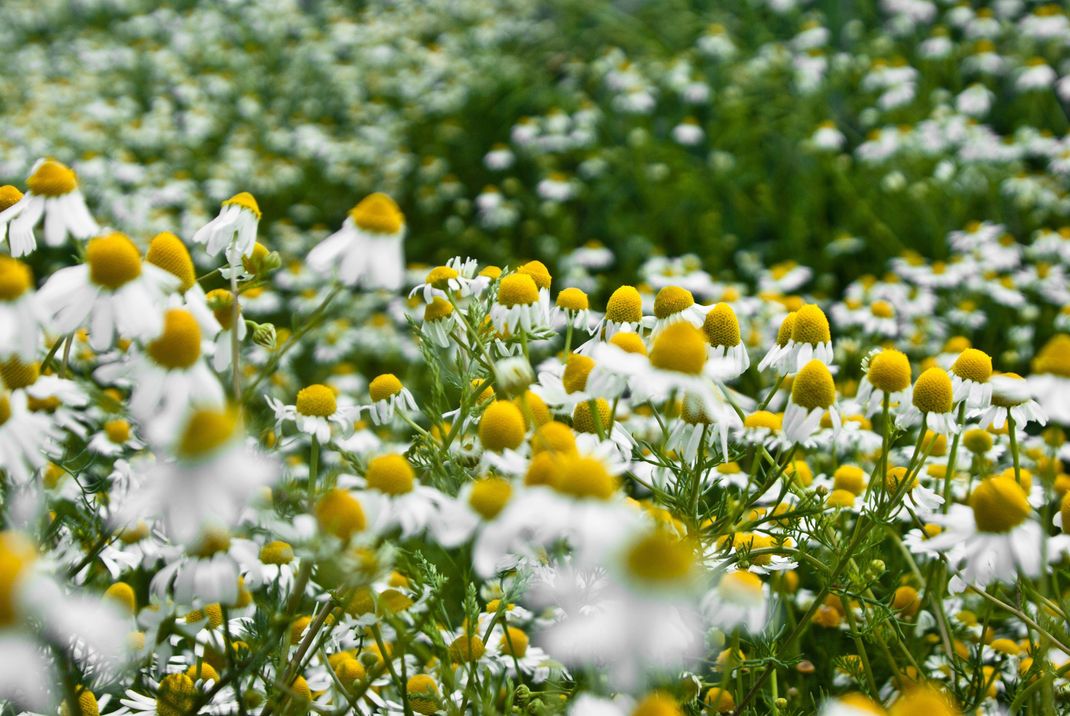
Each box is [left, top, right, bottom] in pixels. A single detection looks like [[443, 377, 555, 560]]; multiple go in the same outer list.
[[0, 390, 62, 486], [702, 302, 750, 379], [0, 256, 50, 361], [897, 367, 959, 435], [590, 285, 643, 339], [490, 273, 552, 336], [1029, 334, 1070, 424], [192, 192, 261, 267], [307, 192, 406, 290], [856, 348, 912, 414], [783, 360, 840, 445], [39, 232, 178, 351], [949, 348, 992, 410], [0, 160, 98, 257]]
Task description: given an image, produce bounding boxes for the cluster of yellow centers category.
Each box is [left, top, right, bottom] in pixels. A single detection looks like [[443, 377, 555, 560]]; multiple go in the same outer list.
[[867, 349, 911, 393], [703, 302, 741, 347], [950, 348, 992, 384], [175, 407, 238, 460], [496, 272, 540, 307], [0, 256, 33, 301], [555, 287, 588, 312], [604, 285, 643, 324], [970, 476, 1030, 533], [791, 304, 831, 345], [221, 191, 261, 220], [649, 322, 707, 374], [478, 400, 526, 452], [369, 373, 404, 402], [86, 232, 142, 290], [653, 285, 694, 319], [349, 192, 404, 234], [205, 288, 238, 330], [146, 232, 196, 293], [1033, 334, 1070, 377], [366, 453, 416, 495], [791, 360, 836, 410], [0, 531, 36, 626], [147, 309, 202, 370], [625, 531, 696, 585], [315, 488, 366, 540], [912, 367, 953, 414], [27, 159, 78, 197], [295, 383, 338, 417]]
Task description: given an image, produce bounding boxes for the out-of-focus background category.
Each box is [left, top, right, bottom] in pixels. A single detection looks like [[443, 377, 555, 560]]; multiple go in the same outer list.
[[2, 0, 1070, 293]]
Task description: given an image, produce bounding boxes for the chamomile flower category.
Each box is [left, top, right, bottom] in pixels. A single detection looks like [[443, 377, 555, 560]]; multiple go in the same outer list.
[[642, 285, 706, 337], [702, 570, 770, 633], [977, 373, 1046, 430], [420, 297, 458, 348], [307, 192, 406, 290], [1028, 334, 1070, 424], [758, 312, 797, 374], [591, 285, 643, 339], [353, 453, 450, 538], [898, 367, 959, 435], [702, 302, 750, 379], [266, 383, 354, 444], [0, 390, 61, 486], [409, 264, 471, 304], [192, 192, 261, 267], [88, 418, 143, 456], [856, 348, 912, 414], [362, 373, 418, 425], [203, 289, 245, 371], [782, 360, 840, 444], [949, 348, 993, 409], [554, 287, 592, 330], [0, 159, 98, 257], [0, 256, 50, 361], [39, 232, 179, 351], [490, 273, 551, 335]]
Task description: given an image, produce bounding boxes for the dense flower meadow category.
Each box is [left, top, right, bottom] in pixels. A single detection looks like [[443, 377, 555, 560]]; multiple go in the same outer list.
[[3, 0, 1070, 715]]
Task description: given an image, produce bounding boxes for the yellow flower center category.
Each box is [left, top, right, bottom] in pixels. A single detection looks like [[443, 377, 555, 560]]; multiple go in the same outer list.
[[744, 410, 781, 431], [868, 349, 911, 393], [913, 367, 953, 414], [704, 687, 736, 714], [561, 353, 595, 393], [0, 532, 36, 626], [951, 348, 992, 384], [425, 265, 458, 289], [871, 300, 895, 318], [424, 297, 454, 322], [1061, 493, 1070, 535], [295, 384, 337, 417], [349, 192, 404, 234], [259, 540, 294, 565], [186, 662, 220, 683], [971, 477, 1030, 533], [774, 312, 796, 346], [242, 242, 270, 275], [531, 420, 577, 454], [962, 428, 994, 454], [518, 260, 551, 290], [315, 489, 366, 540], [86, 233, 142, 290], [703, 302, 741, 347], [572, 398, 612, 434], [176, 407, 238, 459], [610, 331, 647, 354], [369, 373, 404, 402], [407, 674, 440, 713], [885, 466, 917, 494], [184, 602, 224, 630], [366, 453, 415, 495], [0, 185, 24, 212], [61, 690, 100, 716], [146, 233, 196, 293], [632, 692, 684, 716], [205, 289, 238, 330], [479, 400, 526, 451], [653, 285, 695, 319], [791, 304, 831, 345], [991, 372, 1027, 407], [625, 531, 695, 585], [0, 357, 39, 390], [222, 192, 261, 219], [827, 489, 856, 508], [833, 465, 866, 495], [791, 360, 835, 409], [497, 273, 539, 307], [104, 419, 131, 444], [147, 309, 202, 370], [718, 570, 764, 603], [650, 322, 706, 374], [556, 287, 589, 311], [27, 160, 77, 197], [103, 581, 137, 615], [0, 257, 33, 301], [1033, 334, 1070, 377], [499, 626, 529, 658], [447, 634, 486, 663], [888, 685, 960, 716], [468, 476, 512, 519], [553, 454, 618, 499], [892, 585, 920, 616], [605, 285, 643, 324]]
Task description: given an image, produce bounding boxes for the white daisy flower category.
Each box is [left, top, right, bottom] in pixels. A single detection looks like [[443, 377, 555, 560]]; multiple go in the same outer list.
[[641, 285, 706, 338], [0, 160, 98, 257], [976, 373, 1046, 430], [856, 348, 912, 415], [949, 348, 993, 410], [490, 273, 552, 336], [702, 570, 770, 633], [0, 390, 61, 486], [361, 373, 418, 426], [265, 383, 355, 444], [192, 192, 261, 267], [781, 360, 841, 445], [307, 192, 406, 290], [0, 256, 50, 361], [702, 302, 750, 379], [897, 367, 960, 435], [590, 285, 644, 339]]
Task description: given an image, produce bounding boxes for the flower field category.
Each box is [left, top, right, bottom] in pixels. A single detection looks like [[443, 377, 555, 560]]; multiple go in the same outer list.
[[2, 0, 1070, 714]]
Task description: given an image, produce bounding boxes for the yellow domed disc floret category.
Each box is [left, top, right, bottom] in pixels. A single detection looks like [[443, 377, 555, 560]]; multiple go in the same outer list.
[[531, 421, 577, 454], [868, 349, 911, 393], [632, 692, 684, 716], [604, 285, 643, 324], [970, 477, 1030, 533], [703, 303, 741, 347], [497, 273, 539, 307], [653, 285, 695, 319], [424, 297, 453, 322], [556, 287, 588, 311], [0, 185, 24, 212], [295, 384, 337, 418], [774, 312, 796, 347], [1, 357, 39, 390], [260, 540, 295, 565], [315, 489, 366, 540], [0, 257, 33, 301], [86, 233, 142, 290], [572, 399, 612, 433], [205, 289, 238, 330], [222, 192, 261, 219], [518, 260, 551, 290], [791, 360, 835, 410], [369, 373, 404, 402], [913, 367, 953, 414], [553, 454, 618, 499], [469, 477, 512, 519], [962, 428, 994, 454], [833, 465, 866, 495], [156, 673, 196, 716], [366, 454, 415, 495], [1033, 334, 1070, 377], [650, 323, 707, 375], [625, 531, 695, 585], [146, 232, 196, 293], [561, 353, 595, 394], [176, 408, 238, 460], [718, 570, 763, 603], [951, 348, 992, 384], [27, 160, 77, 197], [791, 304, 831, 345], [147, 309, 202, 370], [350, 193, 404, 234], [424, 265, 458, 289], [479, 400, 526, 451], [744, 410, 781, 431], [610, 331, 647, 354]]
